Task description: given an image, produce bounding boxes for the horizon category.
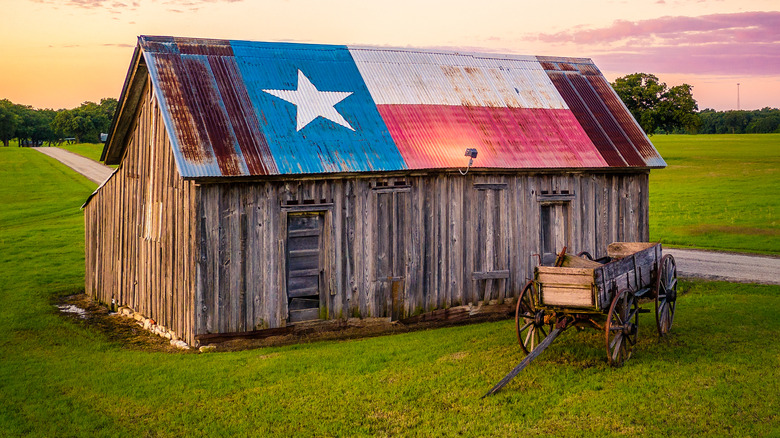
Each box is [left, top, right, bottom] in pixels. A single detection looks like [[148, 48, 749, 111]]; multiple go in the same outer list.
[[2, 0, 778, 112]]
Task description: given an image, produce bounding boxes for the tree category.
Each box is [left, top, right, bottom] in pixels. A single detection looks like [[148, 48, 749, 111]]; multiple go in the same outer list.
[[51, 100, 114, 143], [611, 73, 699, 135], [0, 99, 21, 147]]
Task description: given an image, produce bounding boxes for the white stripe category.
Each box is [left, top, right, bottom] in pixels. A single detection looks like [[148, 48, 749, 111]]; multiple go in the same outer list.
[[348, 47, 568, 109]]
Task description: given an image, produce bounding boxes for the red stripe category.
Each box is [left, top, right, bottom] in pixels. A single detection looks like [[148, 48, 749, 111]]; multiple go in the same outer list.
[[377, 105, 608, 169]]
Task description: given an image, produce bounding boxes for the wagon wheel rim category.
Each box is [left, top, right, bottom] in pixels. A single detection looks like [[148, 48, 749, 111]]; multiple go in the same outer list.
[[606, 288, 639, 367], [655, 254, 678, 336], [515, 281, 549, 355]]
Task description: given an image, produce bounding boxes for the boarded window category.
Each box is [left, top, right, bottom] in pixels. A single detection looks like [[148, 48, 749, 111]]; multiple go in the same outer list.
[[286, 213, 323, 323], [540, 203, 570, 265]]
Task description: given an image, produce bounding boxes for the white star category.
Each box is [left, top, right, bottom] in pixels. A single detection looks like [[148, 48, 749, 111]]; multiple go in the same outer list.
[[263, 70, 355, 132]]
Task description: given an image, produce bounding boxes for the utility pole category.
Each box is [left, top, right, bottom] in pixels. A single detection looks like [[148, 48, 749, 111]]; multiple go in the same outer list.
[[737, 83, 740, 110]]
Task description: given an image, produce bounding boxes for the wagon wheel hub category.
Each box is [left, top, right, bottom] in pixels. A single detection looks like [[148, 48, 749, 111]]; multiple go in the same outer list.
[[667, 288, 677, 302], [534, 310, 546, 327], [622, 322, 637, 337]]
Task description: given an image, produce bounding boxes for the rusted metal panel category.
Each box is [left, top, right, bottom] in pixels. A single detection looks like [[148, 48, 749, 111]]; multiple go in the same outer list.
[[568, 74, 645, 166], [538, 57, 666, 168], [546, 71, 628, 167], [585, 75, 667, 167]]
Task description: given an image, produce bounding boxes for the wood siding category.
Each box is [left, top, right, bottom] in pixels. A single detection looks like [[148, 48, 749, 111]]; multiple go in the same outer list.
[[84, 81, 197, 344], [194, 171, 649, 337]]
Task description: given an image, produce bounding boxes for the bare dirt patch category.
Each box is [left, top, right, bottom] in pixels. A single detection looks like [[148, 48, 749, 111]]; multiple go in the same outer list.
[[56, 294, 187, 353]]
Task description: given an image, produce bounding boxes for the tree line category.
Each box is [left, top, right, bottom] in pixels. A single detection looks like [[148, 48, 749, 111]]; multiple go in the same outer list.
[[610, 73, 780, 135], [0, 98, 117, 147]]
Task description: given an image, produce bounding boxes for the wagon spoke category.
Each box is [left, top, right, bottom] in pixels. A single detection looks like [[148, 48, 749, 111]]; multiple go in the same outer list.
[[611, 336, 623, 361], [539, 326, 548, 338], [610, 332, 621, 349]]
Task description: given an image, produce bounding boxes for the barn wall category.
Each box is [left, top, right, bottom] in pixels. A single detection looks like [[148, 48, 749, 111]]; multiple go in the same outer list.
[[84, 81, 198, 344], [194, 171, 649, 336]]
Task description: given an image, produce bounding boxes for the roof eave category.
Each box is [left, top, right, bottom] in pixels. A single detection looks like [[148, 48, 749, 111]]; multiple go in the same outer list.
[[101, 40, 148, 164]]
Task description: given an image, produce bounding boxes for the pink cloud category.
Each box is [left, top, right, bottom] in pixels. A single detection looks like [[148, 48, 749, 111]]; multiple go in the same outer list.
[[533, 11, 780, 76], [537, 11, 780, 45], [593, 42, 780, 76]]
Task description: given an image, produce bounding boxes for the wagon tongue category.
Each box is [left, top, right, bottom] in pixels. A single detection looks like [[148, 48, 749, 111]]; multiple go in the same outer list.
[[482, 327, 564, 398]]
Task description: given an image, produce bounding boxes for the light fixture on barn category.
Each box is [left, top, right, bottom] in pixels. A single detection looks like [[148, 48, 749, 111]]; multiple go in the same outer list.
[[459, 148, 478, 175]]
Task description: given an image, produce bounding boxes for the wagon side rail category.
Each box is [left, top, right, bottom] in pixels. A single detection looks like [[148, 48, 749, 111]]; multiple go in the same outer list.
[[594, 243, 662, 311]]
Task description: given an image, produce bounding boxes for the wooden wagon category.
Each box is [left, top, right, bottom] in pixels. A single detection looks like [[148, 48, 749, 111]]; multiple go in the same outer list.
[[485, 242, 678, 397]]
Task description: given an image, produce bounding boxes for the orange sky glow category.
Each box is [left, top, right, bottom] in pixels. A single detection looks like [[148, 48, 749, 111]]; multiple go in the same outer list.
[[2, 0, 779, 111]]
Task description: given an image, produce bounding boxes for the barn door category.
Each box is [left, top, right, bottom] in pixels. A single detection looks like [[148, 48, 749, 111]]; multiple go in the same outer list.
[[540, 203, 571, 265], [472, 184, 510, 304], [374, 187, 409, 320], [286, 213, 324, 323]]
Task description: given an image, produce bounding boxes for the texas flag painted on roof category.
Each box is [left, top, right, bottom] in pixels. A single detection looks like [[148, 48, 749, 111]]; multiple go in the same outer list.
[[134, 36, 665, 178]]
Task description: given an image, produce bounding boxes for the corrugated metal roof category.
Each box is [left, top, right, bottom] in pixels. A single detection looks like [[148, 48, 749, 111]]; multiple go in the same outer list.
[[109, 36, 665, 177]]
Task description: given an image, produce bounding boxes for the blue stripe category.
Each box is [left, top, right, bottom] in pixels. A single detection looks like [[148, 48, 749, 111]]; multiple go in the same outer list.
[[230, 41, 406, 174]]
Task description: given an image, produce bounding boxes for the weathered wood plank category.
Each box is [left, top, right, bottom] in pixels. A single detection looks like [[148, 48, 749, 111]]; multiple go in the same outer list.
[[472, 270, 510, 280], [540, 286, 594, 307]]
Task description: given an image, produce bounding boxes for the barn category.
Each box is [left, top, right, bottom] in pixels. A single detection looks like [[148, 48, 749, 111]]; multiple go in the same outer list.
[[84, 35, 665, 346]]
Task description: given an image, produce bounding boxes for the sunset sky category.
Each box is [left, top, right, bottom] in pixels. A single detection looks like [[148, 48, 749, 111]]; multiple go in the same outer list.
[[2, 0, 778, 111]]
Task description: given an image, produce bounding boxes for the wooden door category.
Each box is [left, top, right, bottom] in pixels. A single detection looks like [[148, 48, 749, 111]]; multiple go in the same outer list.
[[472, 185, 509, 303], [286, 213, 324, 323], [374, 189, 409, 319]]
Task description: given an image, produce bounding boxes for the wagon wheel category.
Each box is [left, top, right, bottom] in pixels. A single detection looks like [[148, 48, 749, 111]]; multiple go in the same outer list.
[[515, 281, 550, 354], [655, 254, 678, 336], [605, 288, 639, 367]]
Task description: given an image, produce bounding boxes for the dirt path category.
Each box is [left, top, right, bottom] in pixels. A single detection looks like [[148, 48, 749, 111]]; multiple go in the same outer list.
[[665, 248, 779, 285], [33, 147, 113, 185]]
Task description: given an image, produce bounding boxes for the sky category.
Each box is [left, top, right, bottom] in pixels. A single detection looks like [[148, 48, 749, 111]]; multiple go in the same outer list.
[[1, 0, 778, 111]]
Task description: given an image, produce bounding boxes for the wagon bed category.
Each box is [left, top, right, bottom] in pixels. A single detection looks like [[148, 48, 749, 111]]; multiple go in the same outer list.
[[536, 242, 663, 312]]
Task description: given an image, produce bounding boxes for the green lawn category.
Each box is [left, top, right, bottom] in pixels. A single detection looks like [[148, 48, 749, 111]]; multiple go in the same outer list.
[[650, 134, 780, 254], [1, 146, 779, 436]]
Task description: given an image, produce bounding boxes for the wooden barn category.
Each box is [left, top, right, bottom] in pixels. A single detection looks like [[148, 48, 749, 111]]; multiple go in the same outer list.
[[84, 36, 666, 346]]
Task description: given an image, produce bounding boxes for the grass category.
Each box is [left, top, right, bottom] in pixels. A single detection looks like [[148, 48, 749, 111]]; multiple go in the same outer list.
[[649, 134, 780, 254], [1, 146, 779, 436]]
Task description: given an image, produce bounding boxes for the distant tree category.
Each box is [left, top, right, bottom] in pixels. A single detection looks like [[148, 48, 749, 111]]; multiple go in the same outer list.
[[611, 73, 699, 135], [722, 111, 750, 134], [746, 108, 780, 133], [51, 100, 114, 143], [0, 99, 21, 147]]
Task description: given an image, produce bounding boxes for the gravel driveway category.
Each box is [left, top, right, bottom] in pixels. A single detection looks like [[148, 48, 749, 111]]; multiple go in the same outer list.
[[33, 147, 113, 185], [665, 248, 779, 285]]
